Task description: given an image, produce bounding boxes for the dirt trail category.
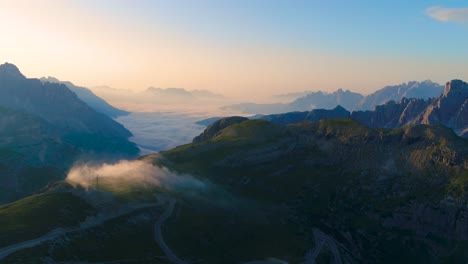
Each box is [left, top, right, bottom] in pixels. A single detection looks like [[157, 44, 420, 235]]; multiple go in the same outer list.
[[0, 203, 156, 260], [154, 199, 188, 264]]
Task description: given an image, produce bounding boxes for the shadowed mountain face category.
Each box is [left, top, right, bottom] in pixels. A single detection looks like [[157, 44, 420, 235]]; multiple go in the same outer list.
[[0, 63, 138, 202], [40, 77, 129, 118], [0, 64, 132, 139]]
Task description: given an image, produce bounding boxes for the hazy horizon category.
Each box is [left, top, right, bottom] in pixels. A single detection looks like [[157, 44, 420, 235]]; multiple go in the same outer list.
[[1, 0, 467, 100]]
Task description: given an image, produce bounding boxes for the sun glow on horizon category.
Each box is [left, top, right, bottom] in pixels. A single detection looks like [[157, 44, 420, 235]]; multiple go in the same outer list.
[[1, 0, 467, 100]]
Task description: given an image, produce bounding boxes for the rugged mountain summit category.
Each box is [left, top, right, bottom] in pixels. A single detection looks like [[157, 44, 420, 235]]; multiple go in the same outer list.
[[419, 80, 468, 132], [357, 80, 443, 110], [0, 63, 25, 80], [259, 80, 467, 138], [40, 77, 129, 118], [352, 80, 468, 137]]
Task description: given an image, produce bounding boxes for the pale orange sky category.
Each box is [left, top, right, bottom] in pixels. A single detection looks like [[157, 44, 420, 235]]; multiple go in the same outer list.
[[1, 0, 467, 101]]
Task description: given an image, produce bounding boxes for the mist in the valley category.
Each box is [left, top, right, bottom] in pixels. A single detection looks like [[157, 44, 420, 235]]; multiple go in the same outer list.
[[113, 102, 247, 154], [66, 159, 207, 192], [115, 112, 207, 154]]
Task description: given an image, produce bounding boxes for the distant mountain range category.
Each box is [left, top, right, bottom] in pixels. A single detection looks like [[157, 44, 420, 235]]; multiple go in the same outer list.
[[87, 85, 228, 112], [40, 77, 128, 118], [144, 87, 224, 103], [0, 63, 138, 202], [257, 80, 467, 138], [223, 81, 444, 114], [290, 88, 364, 111], [356, 80, 443, 110]]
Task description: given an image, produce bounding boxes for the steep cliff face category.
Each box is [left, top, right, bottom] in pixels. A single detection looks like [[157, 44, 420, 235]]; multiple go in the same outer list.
[[352, 98, 434, 128], [419, 80, 468, 132]]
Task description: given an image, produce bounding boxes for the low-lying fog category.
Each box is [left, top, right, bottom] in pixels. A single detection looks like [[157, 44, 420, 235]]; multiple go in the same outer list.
[[114, 107, 244, 154], [116, 112, 206, 154], [66, 159, 208, 192]]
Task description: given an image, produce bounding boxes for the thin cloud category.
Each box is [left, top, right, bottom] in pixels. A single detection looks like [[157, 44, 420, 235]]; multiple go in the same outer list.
[[426, 6, 468, 24]]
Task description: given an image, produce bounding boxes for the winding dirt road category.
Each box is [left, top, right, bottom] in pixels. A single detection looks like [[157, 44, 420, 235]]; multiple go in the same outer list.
[[154, 199, 189, 264], [0, 203, 156, 261]]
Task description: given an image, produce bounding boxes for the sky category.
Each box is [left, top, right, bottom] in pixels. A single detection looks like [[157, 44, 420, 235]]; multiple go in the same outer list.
[[0, 0, 467, 99]]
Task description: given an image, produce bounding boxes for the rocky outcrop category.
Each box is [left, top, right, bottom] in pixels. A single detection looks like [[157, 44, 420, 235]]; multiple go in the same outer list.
[[352, 98, 433, 128], [0, 63, 25, 80], [192, 116, 249, 143], [418, 80, 468, 131]]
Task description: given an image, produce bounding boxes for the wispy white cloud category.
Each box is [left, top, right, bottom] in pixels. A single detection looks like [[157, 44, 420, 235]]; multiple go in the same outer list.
[[426, 6, 468, 24]]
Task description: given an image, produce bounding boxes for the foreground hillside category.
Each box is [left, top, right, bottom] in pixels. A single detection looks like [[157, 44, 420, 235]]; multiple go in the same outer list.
[[1, 118, 467, 263], [157, 118, 467, 263]]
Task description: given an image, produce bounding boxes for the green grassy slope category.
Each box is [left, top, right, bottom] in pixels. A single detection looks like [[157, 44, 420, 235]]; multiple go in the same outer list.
[[0, 190, 96, 247]]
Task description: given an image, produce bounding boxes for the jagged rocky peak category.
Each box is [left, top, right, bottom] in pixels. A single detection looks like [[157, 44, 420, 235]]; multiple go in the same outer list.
[[0, 62, 26, 80], [443, 79, 468, 98]]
